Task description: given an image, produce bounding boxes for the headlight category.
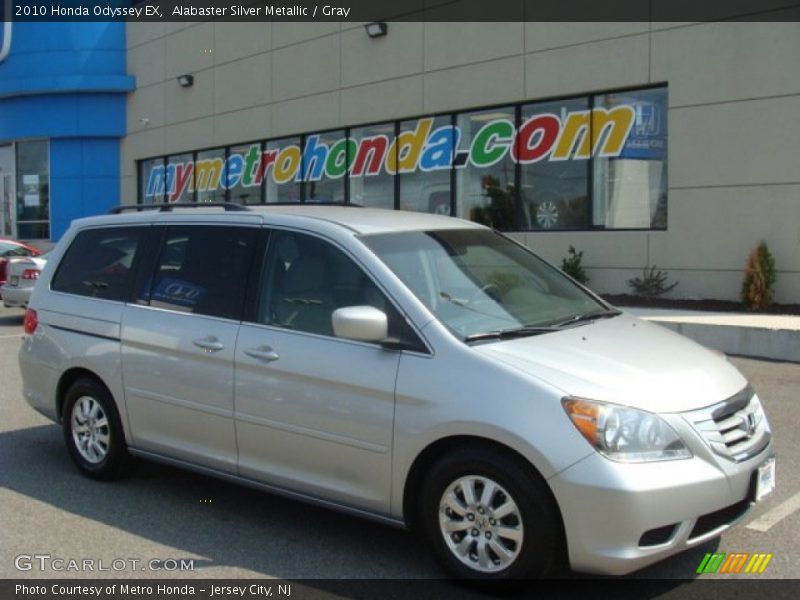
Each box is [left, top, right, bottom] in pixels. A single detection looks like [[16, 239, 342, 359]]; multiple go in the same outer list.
[[562, 397, 692, 463]]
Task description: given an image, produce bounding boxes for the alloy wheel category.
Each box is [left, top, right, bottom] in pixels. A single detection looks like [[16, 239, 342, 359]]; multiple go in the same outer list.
[[438, 475, 524, 573]]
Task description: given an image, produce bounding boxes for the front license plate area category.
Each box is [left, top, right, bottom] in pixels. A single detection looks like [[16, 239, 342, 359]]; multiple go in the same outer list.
[[756, 458, 776, 502], [9, 276, 18, 286]]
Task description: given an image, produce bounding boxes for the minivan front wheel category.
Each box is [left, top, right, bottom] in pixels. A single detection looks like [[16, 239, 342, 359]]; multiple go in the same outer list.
[[420, 447, 563, 580], [62, 378, 130, 480]]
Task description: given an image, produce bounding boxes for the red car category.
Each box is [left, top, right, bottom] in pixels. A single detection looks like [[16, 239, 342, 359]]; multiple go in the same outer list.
[[0, 238, 42, 289]]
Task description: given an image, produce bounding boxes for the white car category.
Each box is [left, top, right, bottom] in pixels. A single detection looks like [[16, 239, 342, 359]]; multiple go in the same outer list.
[[1, 253, 47, 308], [19, 204, 775, 580]]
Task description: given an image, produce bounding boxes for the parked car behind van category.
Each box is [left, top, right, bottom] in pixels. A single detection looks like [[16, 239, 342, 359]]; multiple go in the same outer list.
[[1, 253, 48, 308], [19, 204, 774, 580]]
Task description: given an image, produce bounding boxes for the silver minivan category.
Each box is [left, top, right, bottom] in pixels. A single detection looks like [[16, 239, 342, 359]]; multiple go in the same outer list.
[[19, 204, 775, 580]]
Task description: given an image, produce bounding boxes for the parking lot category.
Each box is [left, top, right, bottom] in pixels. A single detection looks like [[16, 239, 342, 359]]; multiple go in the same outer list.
[[1, 303, 798, 585]]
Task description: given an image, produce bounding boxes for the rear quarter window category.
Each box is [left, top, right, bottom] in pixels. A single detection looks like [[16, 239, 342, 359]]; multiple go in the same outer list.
[[51, 227, 145, 302]]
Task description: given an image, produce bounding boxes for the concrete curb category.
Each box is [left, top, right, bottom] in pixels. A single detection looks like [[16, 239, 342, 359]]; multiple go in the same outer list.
[[626, 308, 800, 363]]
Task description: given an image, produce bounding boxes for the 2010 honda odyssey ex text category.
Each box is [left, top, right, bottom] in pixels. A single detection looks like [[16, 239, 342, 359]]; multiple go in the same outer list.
[[19, 204, 775, 580]]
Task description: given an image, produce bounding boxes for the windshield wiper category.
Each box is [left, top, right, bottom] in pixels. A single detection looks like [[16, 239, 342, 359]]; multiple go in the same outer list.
[[464, 325, 561, 343], [550, 309, 622, 328]]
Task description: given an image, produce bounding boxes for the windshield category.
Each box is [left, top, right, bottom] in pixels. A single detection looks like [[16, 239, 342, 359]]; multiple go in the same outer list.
[[361, 229, 609, 340]]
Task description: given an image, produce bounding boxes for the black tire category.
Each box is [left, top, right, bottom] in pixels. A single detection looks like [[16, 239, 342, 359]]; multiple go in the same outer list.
[[419, 445, 565, 582], [62, 377, 131, 480]]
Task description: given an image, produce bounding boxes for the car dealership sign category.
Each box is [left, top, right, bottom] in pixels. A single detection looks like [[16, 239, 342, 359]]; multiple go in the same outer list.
[[144, 105, 636, 202]]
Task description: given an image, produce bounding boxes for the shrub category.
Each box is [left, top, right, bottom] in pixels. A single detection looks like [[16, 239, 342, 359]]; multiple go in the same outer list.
[[627, 265, 678, 298], [561, 245, 589, 284], [741, 242, 776, 310]]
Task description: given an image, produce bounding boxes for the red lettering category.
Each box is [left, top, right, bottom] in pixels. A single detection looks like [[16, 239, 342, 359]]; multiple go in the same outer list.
[[171, 163, 194, 202], [254, 150, 278, 184], [512, 114, 561, 163], [352, 135, 389, 177]]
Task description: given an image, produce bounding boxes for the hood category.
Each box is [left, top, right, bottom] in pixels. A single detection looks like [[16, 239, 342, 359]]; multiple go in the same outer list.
[[472, 313, 748, 413]]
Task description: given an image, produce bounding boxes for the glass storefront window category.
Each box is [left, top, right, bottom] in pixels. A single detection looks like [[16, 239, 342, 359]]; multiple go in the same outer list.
[[303, 129, 347, 203], [137, 85, 668, 231], [166, 153, 193, 203], [16, 140, 50, 239], [195, 148, 227, 204], [141, 157, 166, 204], [348, 123, 395, 209], [265, 137, 302, 203], [228, 143, 263, 205], [397, 115, 451, 215], [455, 107, 516, 228], [519, 98, 590, 230], [592, 87, 668, 229]]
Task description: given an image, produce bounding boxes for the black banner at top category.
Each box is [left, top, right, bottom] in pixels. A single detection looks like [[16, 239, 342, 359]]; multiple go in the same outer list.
[[3, 0, 800, 22]]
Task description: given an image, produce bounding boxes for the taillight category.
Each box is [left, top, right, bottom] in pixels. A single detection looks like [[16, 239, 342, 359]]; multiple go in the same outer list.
[[22, 269, 40, 280], [23, 309, 38, 335]]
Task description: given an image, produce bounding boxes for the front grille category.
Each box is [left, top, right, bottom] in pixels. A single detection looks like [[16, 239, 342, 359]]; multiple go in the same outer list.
[[689, 499, 751, 539], [684, 386, 771, 462]]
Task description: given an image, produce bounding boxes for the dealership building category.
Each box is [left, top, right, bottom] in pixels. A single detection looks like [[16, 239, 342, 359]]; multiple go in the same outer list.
[[5, 19, 799, 303]]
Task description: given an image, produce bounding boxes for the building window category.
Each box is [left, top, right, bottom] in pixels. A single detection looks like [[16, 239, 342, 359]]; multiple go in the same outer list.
[[15, 140, 50, 239], [136, 85, 668, 231], [303, 129, 347, 203], [455, 106, 517, 228], [228, 143, 263, 205], [265, 136, 302, 203], [141, 157, 166, 204], [397, 115, 451, 215], [195, 148, 227, 204], [166, 153, 193, 203], [519, 97, 591, 230], [349, 123, 395, 209], [592, 87, 668, 229]]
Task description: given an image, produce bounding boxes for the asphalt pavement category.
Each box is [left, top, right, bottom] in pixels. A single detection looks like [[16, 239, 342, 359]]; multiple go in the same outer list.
[[1, 304, 798, 587]]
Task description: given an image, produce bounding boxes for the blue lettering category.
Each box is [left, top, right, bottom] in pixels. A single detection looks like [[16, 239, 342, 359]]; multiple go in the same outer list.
[[419, 126, 458, 171]]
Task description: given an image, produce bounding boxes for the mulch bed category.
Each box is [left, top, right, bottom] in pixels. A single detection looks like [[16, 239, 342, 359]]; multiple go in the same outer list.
[[601, 294, 800, 316]]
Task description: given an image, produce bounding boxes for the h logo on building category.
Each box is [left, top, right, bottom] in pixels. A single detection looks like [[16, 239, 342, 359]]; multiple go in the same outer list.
[[0, 0, 13, 64], [696, 552, 773, 574]]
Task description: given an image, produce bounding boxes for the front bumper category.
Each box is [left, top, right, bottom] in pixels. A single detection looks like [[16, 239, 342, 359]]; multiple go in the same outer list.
[[549, 440, 774, 575]]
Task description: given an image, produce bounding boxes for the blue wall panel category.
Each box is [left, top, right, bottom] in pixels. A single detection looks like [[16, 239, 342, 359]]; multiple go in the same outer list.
[[50, 138, 121, 240]]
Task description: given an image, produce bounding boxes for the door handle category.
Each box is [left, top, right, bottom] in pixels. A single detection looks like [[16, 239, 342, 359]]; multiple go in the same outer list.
[[192, 336, 225, 353], [244, 345, 280, 363]]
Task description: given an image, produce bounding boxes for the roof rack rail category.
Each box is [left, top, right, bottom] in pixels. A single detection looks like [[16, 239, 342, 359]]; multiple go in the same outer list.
[[108, 202, 250, 215], [263, 201, 363, 207]]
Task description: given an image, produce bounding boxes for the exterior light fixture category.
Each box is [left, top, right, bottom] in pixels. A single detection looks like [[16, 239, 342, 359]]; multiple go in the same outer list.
[[364, 22, 387, 38], [177, 74, 194, 88]]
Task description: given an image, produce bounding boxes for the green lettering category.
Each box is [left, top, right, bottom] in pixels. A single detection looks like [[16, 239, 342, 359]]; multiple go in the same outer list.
[[470, 120, 514, 167], [241, 144, 261, 186], [325, 139, 356, 179]]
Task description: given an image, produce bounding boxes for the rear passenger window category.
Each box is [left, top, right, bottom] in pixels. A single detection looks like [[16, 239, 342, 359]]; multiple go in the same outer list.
[[52, 227, 144, 302], [146, 226, 257, 320]]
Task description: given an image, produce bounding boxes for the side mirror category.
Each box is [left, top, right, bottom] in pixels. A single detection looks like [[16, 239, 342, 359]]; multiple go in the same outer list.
[[332, 305, 388, 343]]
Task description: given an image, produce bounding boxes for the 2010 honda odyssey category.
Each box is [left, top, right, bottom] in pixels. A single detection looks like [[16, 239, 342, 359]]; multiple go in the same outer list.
[[19, 203, 775, 580]]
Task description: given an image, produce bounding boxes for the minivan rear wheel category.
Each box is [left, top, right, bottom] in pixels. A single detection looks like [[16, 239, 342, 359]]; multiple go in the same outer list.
[[419, 446, 563, 581], [62, 378, 130, 480]]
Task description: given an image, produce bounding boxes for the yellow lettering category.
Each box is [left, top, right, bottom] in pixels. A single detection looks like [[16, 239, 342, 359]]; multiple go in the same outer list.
[[553, 106, 635, 159], [386, 118, 433, 174], [194, 158, 224, 192]]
